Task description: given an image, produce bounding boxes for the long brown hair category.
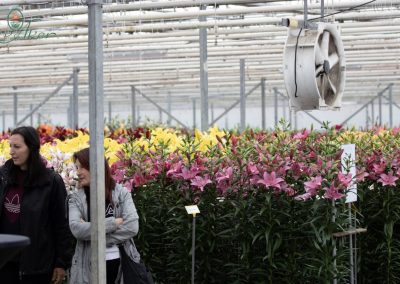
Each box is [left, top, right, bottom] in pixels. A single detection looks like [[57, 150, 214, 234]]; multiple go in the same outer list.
[[73, 148, 116, 218]]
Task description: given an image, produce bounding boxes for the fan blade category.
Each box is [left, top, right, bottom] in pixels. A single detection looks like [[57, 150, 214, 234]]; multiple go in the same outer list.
[[315, 64, 324, 76], [327, 76, 337, 95], [315, 45, 325, 65], [320, 31, 330, 58], [328, 53, 339, 69], [322, 75, 327, 99]]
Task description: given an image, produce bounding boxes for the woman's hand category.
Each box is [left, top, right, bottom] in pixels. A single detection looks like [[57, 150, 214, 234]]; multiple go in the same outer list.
[[115, 218, 124, 227], [52, 267, 66, 284]]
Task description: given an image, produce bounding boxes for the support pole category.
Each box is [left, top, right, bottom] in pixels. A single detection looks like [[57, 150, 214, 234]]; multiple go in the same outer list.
[[365, 102, 369, 129], [210, 103, 215, 125], [108, 101, 112, 124], [304, 0, 308, 24], [274, 87, 278, 127], [2, 111, 5, 131], [199, 5, 209, 131], [371, 98, 375, 126], [131, 86, 136, 128], [261, 78, 266, 130], [339, 84, 394, 127], [210, 83, 261, 126], [136, 105, 140, 125], [13, 88, 17, 128], [192, 98, 196, 129], [332, 200, 337, 284], [72, 67, 79, 129], [191, 215, 196, 284], [302, 111, 323, 126], [167, 92, 172, 126], [321, 0, 325, 20], [16, 74, 74, 126], [349, 204, 354, 284], [88, 0, 106, 283], [225, 108, 229, 129], [240, 58, 246, 132], [388, 85, 393, 128], [30, 104, 33, 126], [137, 89, 188, 128], [158, 107, 162, 124], [378, 92, 382, 126], [282, 96, 286, 122]]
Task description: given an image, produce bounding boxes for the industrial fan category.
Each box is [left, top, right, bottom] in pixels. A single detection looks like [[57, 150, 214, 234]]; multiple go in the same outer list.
[[283, 21, 346, 111]]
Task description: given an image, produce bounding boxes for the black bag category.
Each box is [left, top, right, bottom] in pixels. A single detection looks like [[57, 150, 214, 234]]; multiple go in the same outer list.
[[118, 245, 154, 284]]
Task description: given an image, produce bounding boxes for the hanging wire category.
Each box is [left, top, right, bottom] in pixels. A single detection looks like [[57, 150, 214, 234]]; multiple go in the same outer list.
[[309, 0, 378, 21], [214, 1, 218, 46]]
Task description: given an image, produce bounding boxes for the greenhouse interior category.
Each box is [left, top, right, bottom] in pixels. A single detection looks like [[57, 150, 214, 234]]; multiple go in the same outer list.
[[0, 0, 400, 283]]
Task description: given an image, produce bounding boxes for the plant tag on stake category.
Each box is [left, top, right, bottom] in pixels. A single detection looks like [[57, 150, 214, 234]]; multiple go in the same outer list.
[[341, 144, 357, 203], [185, 205, 200, 217]]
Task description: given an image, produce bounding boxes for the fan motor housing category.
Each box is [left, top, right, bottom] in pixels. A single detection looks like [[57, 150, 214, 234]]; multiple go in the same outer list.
[[283, 22, 346, 111]]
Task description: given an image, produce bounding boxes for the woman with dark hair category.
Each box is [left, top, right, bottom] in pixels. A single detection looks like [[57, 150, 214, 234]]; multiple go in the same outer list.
[[69, 147, 140, 284], [0, 126, 73, 284]]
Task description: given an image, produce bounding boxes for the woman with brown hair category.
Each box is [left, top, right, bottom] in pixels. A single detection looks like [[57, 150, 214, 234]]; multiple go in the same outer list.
[[0, 126, 73, 284], [68, 147, 140, 284]]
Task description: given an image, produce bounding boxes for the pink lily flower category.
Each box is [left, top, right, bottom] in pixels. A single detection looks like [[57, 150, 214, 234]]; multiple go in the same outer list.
[[191, 175, 212, 191], [378, 172, 398, 187], [257, 172, 284, 189], [338, 172, 353, 188], [323, 184, 344, 200]]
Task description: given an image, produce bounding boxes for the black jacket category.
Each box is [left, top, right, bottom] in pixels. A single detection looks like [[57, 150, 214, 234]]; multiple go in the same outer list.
[[0, 159, 74, 275]]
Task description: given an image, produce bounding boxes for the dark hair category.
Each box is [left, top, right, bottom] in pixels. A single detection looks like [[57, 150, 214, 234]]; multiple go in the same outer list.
[[73, 148, 116, 218], [10, 126, 46, 184]]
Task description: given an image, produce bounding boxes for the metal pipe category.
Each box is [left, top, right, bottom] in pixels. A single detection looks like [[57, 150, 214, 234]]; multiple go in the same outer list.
[[87, 0, 106, 283], [199, 4, 209, 131], [240, 59, 246, 132], [14, 0, 396, 27]]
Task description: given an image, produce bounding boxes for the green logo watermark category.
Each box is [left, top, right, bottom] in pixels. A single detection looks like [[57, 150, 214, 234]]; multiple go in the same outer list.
[[1, 7, 57, 44]]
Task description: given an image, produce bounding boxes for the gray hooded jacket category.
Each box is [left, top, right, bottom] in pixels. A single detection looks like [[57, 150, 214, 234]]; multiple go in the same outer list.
[[68, 184, 140, 284]]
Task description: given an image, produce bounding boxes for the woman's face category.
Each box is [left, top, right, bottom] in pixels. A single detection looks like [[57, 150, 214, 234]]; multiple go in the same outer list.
[[9, 134, 30, 170], [75, 159, 90, 188]]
